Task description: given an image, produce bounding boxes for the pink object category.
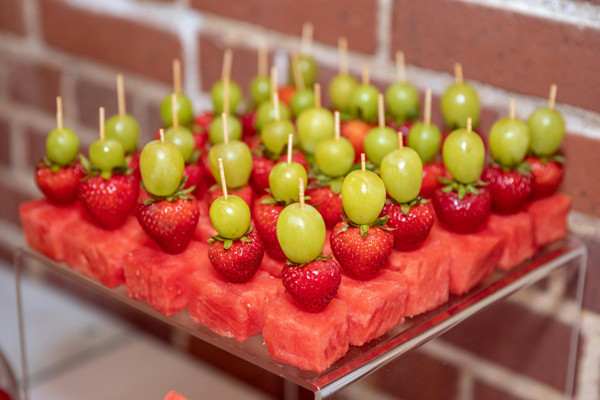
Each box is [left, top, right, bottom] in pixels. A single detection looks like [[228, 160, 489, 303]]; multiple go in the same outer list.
[[488, 212, 537, 270], [163, 390, 189, 400], [526, 193, 571, 247]]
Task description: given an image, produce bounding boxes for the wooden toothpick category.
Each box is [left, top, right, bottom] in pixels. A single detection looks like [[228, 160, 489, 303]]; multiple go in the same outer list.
[[56, 96, 63, 130], [222, 112, 229, 144], [378, 93, 385, 129], [454, 62, 463, 84], [258, 37, 268, 77], [301, 22, 313, 56], [362, 63, 370, 86], [270, 66, 278, 94], [549, 84, 557, 110], [173, 59, 182, 94], [273, 91, 280, 121], [396, 51, 406, 83], [222, 49, 233, 82], [509, 98, 515, 119], [424, 88, 432, 125], [291, 52, 305, 91], [398, 131, 403, 150], [299, 177, 305, 208], [467, 117, 472, 132], [218, 158, 228, 199], [314, 83, 321, 109], [338, 37, 348, 75], [287, 134, 293, 164], [171, 93, 179, 128], [223, 76, 230, 116], [361, 153, 366, 171], [334, 111, 340, 141], [117, 74, 126, 116], [159, 128, 165, 142], [99, 107, 105, 140]]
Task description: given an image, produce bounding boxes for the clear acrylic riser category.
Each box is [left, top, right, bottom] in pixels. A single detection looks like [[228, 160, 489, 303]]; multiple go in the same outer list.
[[14, 234, 587, 400]]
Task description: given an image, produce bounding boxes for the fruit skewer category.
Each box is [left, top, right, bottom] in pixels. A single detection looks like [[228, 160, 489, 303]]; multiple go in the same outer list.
[[385, 51, 420, 124], [328, 37, 358, 114]]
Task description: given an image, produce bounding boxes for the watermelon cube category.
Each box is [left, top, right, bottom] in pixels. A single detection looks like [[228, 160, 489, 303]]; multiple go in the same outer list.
[[188, 269, 284, 342], [123, 241, 211, 316], [19, 199, 81, 262], [61, 215, 147, 287], [430, 223, 504, 295], [260, 252, 285, 277], [526, 193, 571, 247], [387, 236, 451, 317], [193, 215, 216, 243], [263, 293, 349, 373], [336, 269, 408, 346], [488, 212, 536, 270], [163, 391, 189, 400]]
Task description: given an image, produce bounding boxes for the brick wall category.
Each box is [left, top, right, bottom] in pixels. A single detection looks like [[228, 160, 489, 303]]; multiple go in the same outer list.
[[1, 0, 599, 398]]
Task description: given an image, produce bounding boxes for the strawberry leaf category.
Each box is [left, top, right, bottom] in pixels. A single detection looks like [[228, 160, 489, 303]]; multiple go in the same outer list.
[[223, 239, 233, 250], [359, 224, 370, 239]]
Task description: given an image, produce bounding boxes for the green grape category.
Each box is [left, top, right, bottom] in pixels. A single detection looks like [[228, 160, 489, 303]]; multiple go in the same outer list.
[[329, 74, 358, 112], [290, 88, 315, 118], [208, 114, 243, 145], [269, 162, 308, 203], [288, 55, 318, 88], [211, 79, 243, 115], [489, 117, 530, 167], [527, 107, 565, 156], [441, 83, 480, 129], [296, 108, 335, 154], [139, 139, 184, 196], [209, 195, 251, 239], [350, 84, 380, 123], [341, 170, 386, 225], [250, 76, 271, 106], [255, 99, 291, 131], [46, 128, 79, 165], [208, 140, 253, 189], [364, 127, 397, 166], [276, 203, 325, 264], [105, 114, 140, 154], [261, 119, 296, 156], [442, 128, 485, 184], [385, 82, 420, 123], [380, 147, 423, 203], [89, 138, 125, 173], [160, 93, 194, 127], [164, 125, 195, 163], [314, 137, 355, 177], [407, 122, 442, 163]]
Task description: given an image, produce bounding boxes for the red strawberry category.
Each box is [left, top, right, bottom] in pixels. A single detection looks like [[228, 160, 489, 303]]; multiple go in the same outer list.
[[243, 135, 262, 152], [277, 151, 309, 172], [282, 257, 341, 312], [78, 173, 139, 230], [340, 120, 373, 162], [35, 161, 84, 205], [208, 184, 254, 209], [127, 150, 142, 179], [432, 186, 491, 233], [381, 201, 435, 251], [253, 194, 287, 260], [482, 166, 532, 214], [194, 112, 213, 134], [183, 162, 207, 198], [208, 227, 264, 283], [330, 222, 393, 280], [136, 190, 199, 254], [250, 156, 275, 195], [193, 131, 209, 151], [306, 186, 343, 228], [241, 110, 258, 138], [525, 155, 564, 199], [420, 162, 447, 199]]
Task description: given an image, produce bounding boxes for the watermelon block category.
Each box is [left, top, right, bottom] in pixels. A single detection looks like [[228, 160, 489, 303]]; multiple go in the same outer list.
[[19, 199, 82, 262], [387, 236, 450, 317], [488, 212, 536, 270], [188, 269, 284, 342], [61, 215, 147, 288], [123, 241, 210, 316], [260, 252, 285, 277], [263, 293, 349, 373], [193, 215, 216, 243], [163, 391, 189, 400], [430, 223, 504, 295], [526, 193, 571, 247], [336, 268, 408, 346]]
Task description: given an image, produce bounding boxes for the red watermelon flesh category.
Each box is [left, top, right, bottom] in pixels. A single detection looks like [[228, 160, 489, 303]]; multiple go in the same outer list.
[[526, 193, 571, 247], [263, 293, 349, 373], [260, 252, 285, 277], [163, 391, 189, 400], [430, 223, 504, 295], [19, 199, 81, 262], [336, 268, 408, 346], [61, 215, 146, 287], [188, 269, 284, 342], [488, 212, 536, 270], [387, 236, 450, 317]]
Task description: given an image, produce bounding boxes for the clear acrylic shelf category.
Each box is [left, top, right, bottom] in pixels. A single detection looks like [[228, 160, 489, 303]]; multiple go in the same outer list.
[[14, 234, 587, 400]]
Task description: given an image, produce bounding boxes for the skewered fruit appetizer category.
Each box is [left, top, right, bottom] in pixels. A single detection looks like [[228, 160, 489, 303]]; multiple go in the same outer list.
[[35, 96, 84, 204], [297, 83, 335, 154], [441, 63, 480, 129], [260, 92, 296, 156], [288, 22, 318, 89], [137, 128, 199, 254], [105, 74, 140, 155], [250, 39, 271, 106], [328, 37, 358, 114], [364, 94, 398, 166], [290, 53, 315, 117], [350, 64, 380, 123], [380, 132, 434, 251], [78, 108, 138, 230], [208, 158, 264, 282], [433, 118, 490, 233], [483, 99, 533, 213], [160, 59, 194, 127], [208, 79, 243, 144], [255, 67, 291, 131], [211, 49, 243, 115], [330, 154, 391, 279], [385, 51, 420, 124], [165, 93, 196, 163], [269, 135, 308, 203]]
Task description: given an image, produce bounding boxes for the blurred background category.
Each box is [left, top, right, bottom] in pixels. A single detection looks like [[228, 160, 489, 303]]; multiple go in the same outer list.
[[1, 0, 600, 399]]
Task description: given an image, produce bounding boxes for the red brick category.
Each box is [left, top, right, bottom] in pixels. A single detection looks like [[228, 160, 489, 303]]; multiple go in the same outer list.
[[440, 301, 576, 391], [561, 134, 600, 217], [0, 0, 26, 35], [5, 56, 62, 113], [0, 116, 11, 168], [391, 0, 600, 113], [75, 78, 134, 131], [25, 125, 47, 167], [473, 380, 526, 400], [0, 182, 36, 226], [39, 0, 181, 84], [192, 0, 377, 54]]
